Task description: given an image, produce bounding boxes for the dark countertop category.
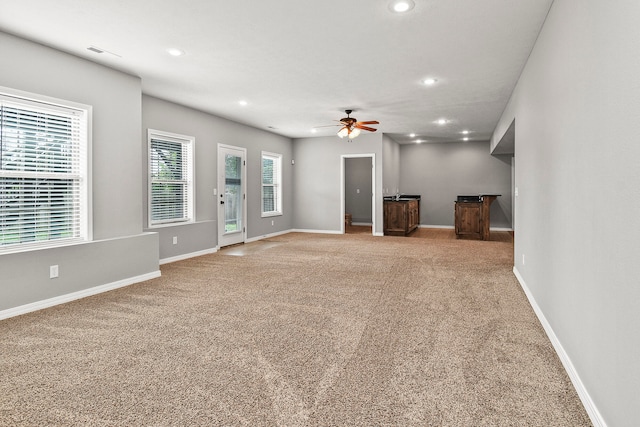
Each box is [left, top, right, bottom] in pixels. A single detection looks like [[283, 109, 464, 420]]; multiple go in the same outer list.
[[456, 194, 501, 203], [384, 194, 421, 201]]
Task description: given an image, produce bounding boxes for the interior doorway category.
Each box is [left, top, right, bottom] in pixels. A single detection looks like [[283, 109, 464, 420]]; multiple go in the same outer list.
[[341, 154, 375, 235], [217, 144, 246, 248]]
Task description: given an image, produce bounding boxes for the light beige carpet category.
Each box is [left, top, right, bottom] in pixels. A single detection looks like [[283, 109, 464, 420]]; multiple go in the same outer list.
[[0, 232, 591, 426]]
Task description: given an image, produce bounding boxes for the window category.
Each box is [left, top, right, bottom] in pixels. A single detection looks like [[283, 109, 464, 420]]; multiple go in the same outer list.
[[148, 130, 194, 226], [0, 89, 90, 252], [261, 151, 282, 217]]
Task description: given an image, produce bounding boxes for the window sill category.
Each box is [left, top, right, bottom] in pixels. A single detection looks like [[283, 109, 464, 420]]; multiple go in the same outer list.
[[0, 237, 89, 256], [148, 220, 194, 229], [261, 212, 283, 218]]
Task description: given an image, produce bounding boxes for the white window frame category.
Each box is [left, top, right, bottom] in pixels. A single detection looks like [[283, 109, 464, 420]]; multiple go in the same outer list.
[[147, 129, 194, 227], [261, 151, 282, 217], [0, 86, 92, 254]]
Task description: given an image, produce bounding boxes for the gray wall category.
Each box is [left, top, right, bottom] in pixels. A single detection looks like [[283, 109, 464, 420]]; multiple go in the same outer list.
[[1, 234, 159, 312], [399, 141, 512, 228], [0, 32, 159, 312], [491, 0, 640, 425], [345, 157, 373, 224], [382, 134, 400, 196], [292, 133, 383, 235], [142, 96, 293, 259]]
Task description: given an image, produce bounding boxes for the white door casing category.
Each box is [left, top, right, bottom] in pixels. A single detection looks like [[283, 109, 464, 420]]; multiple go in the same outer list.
[[341, 153, 376, 235], [218, 144, 247, 247]]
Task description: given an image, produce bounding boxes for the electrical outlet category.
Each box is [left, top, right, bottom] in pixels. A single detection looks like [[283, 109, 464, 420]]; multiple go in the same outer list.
[[173, 236, 178, 245], [271, 220, 274, 226], [49, 265, 59, 279], [522, 254, 525, 265]]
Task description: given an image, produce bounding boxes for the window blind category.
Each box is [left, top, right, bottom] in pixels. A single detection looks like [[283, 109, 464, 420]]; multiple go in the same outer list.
[[261, 152, 281, 215], [149, 134, 193, 225], [0, 97, 87, 250]]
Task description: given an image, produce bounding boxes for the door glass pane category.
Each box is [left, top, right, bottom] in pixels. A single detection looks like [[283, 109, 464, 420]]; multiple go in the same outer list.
[[224, 154, 242, 233]]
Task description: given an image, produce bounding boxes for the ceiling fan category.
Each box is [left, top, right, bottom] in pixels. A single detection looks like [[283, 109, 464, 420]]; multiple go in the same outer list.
[[316, 110, 379, 139]]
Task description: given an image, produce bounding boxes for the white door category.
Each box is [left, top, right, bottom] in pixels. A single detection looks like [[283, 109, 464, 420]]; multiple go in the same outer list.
[[218, 144, 246, 247]]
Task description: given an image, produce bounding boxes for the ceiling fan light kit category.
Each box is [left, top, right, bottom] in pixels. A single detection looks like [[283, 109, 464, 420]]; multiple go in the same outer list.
[[313, 109, 379, 140], [337, 127, 350, 138], [334, 109, 379, 140]]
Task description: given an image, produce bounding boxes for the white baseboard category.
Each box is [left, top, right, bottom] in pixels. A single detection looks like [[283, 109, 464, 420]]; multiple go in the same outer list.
[[291, 228, 343, 235], [0, 270, 162, 321], [160, 247, 217, 265], [245, 229, 292, 243], [418, 225, 513, 231], [512, 267, 606, 427], [292, 228, 382, 237]]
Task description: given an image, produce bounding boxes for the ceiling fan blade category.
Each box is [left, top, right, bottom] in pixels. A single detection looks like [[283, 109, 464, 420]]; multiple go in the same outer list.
[[356, 121, 379, 125], [355, 125, 377, 132], [313, 124, 341, 128]]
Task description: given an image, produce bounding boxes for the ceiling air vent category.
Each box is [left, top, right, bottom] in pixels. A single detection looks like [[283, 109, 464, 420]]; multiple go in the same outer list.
[[87, 46, 104, 54]]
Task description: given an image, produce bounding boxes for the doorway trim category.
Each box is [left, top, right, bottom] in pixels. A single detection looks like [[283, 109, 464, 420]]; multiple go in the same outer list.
[[341, 153, 376, 235], [217, 143, 247, 248]]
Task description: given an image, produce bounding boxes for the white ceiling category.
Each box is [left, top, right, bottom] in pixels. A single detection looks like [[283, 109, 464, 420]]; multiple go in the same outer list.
[[0, 0, 552, 144]]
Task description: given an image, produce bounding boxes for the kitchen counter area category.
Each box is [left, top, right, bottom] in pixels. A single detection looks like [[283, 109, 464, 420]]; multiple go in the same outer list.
[[383, 194, 422, 202]]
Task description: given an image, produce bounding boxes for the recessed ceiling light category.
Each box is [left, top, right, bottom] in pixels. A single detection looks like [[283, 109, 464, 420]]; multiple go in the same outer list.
[[461, 130, 470, 134], [422, 78, 438, 86], [415, 140, 423, 144], [436, 118, 448, 125], [389, 0, 415, 13], [409, 133, 416, 138], [238, 100, 248, 106], [463, 137, 469, 141], [311, 128, 318, 133], [167, 48, 185, 57]]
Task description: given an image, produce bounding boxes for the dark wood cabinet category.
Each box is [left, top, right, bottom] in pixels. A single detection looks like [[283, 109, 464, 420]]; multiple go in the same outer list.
[[454, 194, 500, 240], [408, 200, 419, 231], [454, 202, 482, 239], [384, 199, 419, 236]]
